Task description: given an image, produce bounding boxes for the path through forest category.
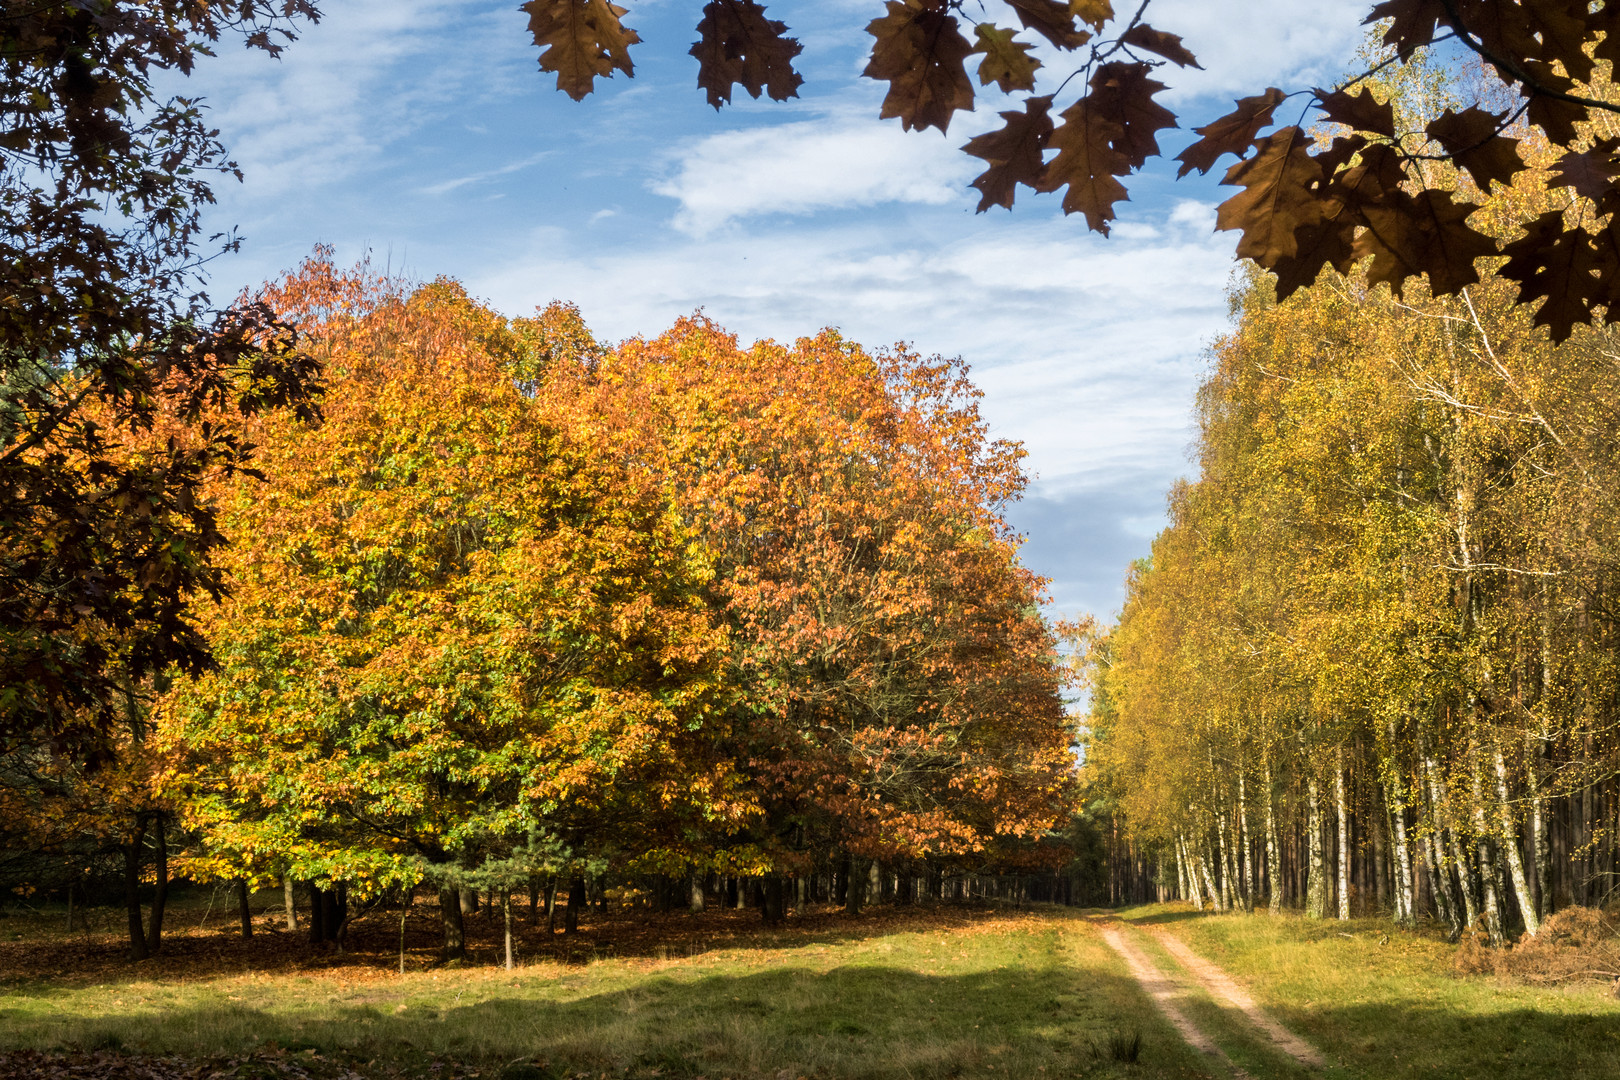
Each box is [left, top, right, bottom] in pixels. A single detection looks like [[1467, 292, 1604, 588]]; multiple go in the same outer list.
[[1091, 916, 1324, 1075]]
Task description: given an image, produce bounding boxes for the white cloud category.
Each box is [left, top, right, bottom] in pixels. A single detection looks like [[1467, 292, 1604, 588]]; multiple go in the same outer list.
[[651, 109, 976, 235], [417, 152, 551, 197], [179, 0, 521, 197]]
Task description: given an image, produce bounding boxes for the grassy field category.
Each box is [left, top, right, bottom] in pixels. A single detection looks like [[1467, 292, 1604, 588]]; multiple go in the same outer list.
[[1116, 905, 1620, 1080], [2, 893, 1618, 1080], [0, 894, 1207, 1080]]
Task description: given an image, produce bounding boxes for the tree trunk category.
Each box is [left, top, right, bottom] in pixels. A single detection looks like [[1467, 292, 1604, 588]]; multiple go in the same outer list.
[[761, 875, 787, 925], [1420, 727, 1473, 933], [1178, 835, 1203, 911], [689, 871, 705, 913], [565, 875, 585, 934], [1384, 719, 1416, 923], [309, 884, 327, 943], [1336, 748, 1351, 920], [238, 880, 254, 938], [1238, 768, 1255, 910], [1469, 741, 1506, 946], [1264, 758, 1281, 915], [439, 887, 465, 959], [124, 819, 149, 961], [283, 875, 297, 931], [1529, 727, 1551, 920], [867, 860, 881, 908], [1493, 740, 1539, 936], [545, 876, 558, 935], [503, 887, 514, 970], [1197, 843, 1222, 912], [1306, 775, 1327, 919], [145, 812, 168, 954]]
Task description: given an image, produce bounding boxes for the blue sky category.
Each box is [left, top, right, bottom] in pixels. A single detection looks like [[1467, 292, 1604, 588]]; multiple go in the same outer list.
[[185, 0, 1373, 623]]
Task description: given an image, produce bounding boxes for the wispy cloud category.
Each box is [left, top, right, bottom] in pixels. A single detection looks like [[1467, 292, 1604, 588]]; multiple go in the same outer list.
[[418, 152, 551, 197], [651, 107, 976, 235]]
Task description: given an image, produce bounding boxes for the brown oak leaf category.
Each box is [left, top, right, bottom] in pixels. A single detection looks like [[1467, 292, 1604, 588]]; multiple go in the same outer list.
[[1005, 0, 1091, 49], [691, 0, 804, 109], [1120, 24, 1200, 69], [1425, 106, 1524, 191], [1314, 86, 1395, 137], [1549, 147, 1620, 202], [1500, 210, 1599, 341], [1365, 0, 1449, 60], [524, 0, 640, 101], [1175, 87, 1286, 178], [1353, 188, 1496, 298], [1215, 126, 1325, 265], [864, 0, 975, 133], [972, 24, 1041, 93], [1039, 98, 1131, 233], [1070, 0, 1114, 31], [964, 96, 1054, 211], [1270, 216, 1357, 301], [1086, 61, 1176, 169]]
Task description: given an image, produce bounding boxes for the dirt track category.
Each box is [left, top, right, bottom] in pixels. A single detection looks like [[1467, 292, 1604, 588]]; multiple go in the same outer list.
[[1092, 916, 1325, 1075]]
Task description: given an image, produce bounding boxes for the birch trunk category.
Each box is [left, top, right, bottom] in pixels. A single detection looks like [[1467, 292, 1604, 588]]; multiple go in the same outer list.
[[1493, 740, 1539, 936], [1468, 732, 1505, 945], [1180, 835, 1203, 911], [1198, 844, 1223, 912], [1217, 811, 1237, 912], [1528, 726, 1550, 920], [1265, 756, 1282, 915], [1175, 835, 1190, 903], [1387, 781, 1415, 923], [1421, 727, 1477, 930], [1336, 747, 1351, 920], [1237, 768, 1254, 910], [1383, 718, 1416, 922], [1306, 775, 1327, 919]]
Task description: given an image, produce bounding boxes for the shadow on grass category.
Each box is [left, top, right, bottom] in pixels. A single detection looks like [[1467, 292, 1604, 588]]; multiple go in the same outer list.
[[0, 900, 1040, 992], [0, 965, 1200, 1080]]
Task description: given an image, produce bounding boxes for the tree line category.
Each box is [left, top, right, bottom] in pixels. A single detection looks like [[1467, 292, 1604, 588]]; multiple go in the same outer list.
[[0, 253, 1080, 960], [1084, 65, 1620, 942]]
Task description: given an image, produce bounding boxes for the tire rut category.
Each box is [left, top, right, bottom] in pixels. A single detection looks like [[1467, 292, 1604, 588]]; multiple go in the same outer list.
[[1144, 925, 1325, 1069], [1092, 920, 1254, 1080]]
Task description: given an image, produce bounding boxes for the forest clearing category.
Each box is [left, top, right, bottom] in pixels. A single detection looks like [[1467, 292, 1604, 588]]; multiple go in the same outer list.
[[3, 896, 1619, 1080], [18, 6, 1620, 1080]]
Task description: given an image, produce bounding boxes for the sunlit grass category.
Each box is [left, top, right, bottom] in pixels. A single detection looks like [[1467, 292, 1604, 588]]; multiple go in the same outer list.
[[1120, 903, 1620, 1080], [0, 904, 1212, 1079]]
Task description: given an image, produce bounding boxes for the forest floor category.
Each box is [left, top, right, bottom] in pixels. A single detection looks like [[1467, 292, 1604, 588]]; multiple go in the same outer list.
[[0, 892, 1617, 1080]]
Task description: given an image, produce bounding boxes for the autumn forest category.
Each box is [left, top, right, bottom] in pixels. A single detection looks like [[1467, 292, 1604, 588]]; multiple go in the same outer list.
[[8, 2, 1620, 1079]]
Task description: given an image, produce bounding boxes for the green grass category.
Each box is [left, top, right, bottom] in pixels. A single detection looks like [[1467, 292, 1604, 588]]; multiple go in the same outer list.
[[7, 896, 1619, 1080], [1118, 904, 1620, 1080], [0, 903, 1212, 1080]]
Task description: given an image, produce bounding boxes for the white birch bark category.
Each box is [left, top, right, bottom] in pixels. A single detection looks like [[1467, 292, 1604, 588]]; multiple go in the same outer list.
[[1265, 755, 1282, 915], [1306, 775, 1327, 919], [1336, 746, 1351, 921], [1179, 835, 1204, 912], [1383, 718, 1416, 922], [1237, 767, 1255, 911], [1468, 731, 1505, 945], [1492, 740, 1539, 936]]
